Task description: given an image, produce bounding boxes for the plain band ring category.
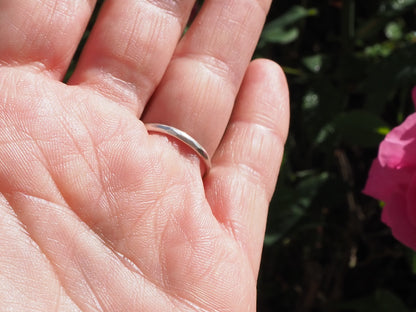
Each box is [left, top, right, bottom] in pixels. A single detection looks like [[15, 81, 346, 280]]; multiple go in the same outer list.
[[144, 123, 211, 176]]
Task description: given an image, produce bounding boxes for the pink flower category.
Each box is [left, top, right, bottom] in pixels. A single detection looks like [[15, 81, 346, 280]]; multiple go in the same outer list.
[[363, 87, 416, 250]]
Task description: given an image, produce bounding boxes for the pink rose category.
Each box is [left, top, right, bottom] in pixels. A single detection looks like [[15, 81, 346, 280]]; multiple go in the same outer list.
[[363, 87, 416, 250]]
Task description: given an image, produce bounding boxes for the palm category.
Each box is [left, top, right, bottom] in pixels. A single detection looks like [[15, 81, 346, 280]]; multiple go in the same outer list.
[[0, 0, 288, 311]]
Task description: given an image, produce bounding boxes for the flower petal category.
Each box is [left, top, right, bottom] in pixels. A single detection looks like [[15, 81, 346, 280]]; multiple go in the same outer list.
[[378, 113, 416, 169], [406, 174, 416, 227], [363, 159, 413, 201], [382, 192, 416, 251]]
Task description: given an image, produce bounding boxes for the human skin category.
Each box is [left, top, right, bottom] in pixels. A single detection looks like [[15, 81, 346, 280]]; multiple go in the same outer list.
[[0, 0, 289, 311]]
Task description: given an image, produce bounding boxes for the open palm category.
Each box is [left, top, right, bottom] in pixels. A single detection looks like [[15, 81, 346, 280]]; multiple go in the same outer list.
[[0, 0, 289, 311]]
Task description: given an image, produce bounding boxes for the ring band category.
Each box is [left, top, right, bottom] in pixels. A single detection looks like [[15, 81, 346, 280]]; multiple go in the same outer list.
[[144, 123, 211, 176]]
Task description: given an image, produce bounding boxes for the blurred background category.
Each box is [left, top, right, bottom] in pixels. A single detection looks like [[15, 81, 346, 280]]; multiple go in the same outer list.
[[71, 0, 416, 311], [257, 0, 416, 311]]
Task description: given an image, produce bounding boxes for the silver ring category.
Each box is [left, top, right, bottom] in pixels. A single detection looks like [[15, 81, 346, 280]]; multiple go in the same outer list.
[[144, 123, 211, 176]]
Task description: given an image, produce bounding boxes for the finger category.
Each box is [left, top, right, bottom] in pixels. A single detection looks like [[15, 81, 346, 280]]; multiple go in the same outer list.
[[142, 0, 272, 155], [0, 0, 96, 79], [204, 59, 290, 275], [69, 0, 196, 114]]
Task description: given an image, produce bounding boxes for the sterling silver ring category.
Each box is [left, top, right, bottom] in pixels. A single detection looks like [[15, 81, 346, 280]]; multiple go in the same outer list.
[[144, 123, 211, 176]]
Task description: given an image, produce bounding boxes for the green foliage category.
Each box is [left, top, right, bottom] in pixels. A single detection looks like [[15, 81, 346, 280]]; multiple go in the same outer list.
[[260, 6, 318, 45], [332, 110, 390, 147], [257, 0, 416, 311], [337, 289, 409, 312]]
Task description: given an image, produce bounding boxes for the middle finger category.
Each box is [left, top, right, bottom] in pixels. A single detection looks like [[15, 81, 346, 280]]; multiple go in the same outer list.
[[69, 0, 196, 113]]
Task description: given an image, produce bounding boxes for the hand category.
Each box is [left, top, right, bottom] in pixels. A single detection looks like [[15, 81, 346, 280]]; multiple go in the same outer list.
[[0, 0, 289, 311]]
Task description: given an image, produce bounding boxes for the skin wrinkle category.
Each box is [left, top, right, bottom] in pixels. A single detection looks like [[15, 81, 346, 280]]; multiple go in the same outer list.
[[22, 2, 44, 45], [122, 8, 144, 62], [134, 13, 172, 70], [0, 62, 52, 78], [14, 93, 101, 212], [76, 263, 107, 312], [115, 212, 211, 312], [119, 187, 167, 256], [233, 110, 289, 140], [158, 183, 209, 291], [114, 190, 159, 241], [42, 0, 87, 19], [228, 182, 267, 279], [63, 107, 121, 234], [214, 122, 284, 196], [227, 158, 276, 203], [174, 53, 235, 91], [107, 143, 175, 244], [145, 0, 186, 18], [21, 2, 57, 69], [205, 173, 254, 254], [46, 0, 70, 20], [55, 213, 105, 311], [2, 192, 82, 311], [52, 283, 83, 312], [216, 1, 257, 63], [161, 226, 212, 310], [0, 107, 69, 205], [192, 68, 226, 117], [85, 232, 181, 311], [179, 0, 265, 88], [37, 0, 94, 59], [121, 13, 166, 92], [2, 16, 27, 60], [11, 192, 135, 311], [159, 200, 241, 311], [76, 72, 144, 113]]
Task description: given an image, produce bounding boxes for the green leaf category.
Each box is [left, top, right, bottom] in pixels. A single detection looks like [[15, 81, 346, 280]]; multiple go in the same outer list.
[[302, 91, 320, 110], [302, 54, 324, 73], [265, 6, 317, 29], [373, 290, 409, 312], [332, 110, 390, 147], [364, 42, 395, 58], [295, 172, 329, 207], [376, 126, 390, 135], [337, 289, 409, 312], [261, 6, 318, 44], [357, 0, 416, 40], [314, 123, 335, 145], [385, 21, 403, 40], [382, 0, 416, 12], [405, 250, 416, 275], [265, 170, 329, 246], [262, 27, 299, 44]]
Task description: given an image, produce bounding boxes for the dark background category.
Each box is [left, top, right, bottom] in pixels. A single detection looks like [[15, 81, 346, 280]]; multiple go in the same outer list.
[[257, 0, 416, 311], [72, 1, 416, 311]]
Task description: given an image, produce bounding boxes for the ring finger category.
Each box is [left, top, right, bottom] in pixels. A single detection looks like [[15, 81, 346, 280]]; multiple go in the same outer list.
[[142, 0, 272, 155]]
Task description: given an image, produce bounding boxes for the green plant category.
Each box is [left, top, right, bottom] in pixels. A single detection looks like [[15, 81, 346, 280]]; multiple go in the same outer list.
[[257, 1, 416, 311]]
